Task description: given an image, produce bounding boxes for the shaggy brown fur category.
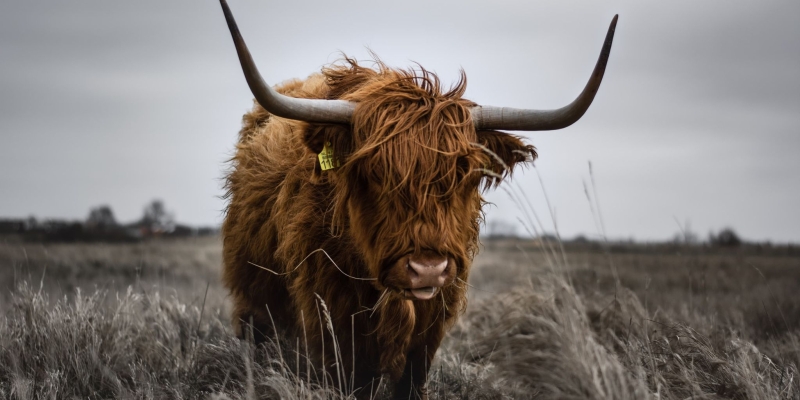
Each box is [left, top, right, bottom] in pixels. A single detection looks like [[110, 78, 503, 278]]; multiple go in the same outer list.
[[222, 58, 536, 399]]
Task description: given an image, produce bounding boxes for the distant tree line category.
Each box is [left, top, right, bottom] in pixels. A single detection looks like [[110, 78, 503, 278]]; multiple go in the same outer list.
[[0, 200, 218, 242], [482, 218, 748, 248]]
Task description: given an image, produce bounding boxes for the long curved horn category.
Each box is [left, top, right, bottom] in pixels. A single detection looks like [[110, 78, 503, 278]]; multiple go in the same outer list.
[[219, 0, 355, 124], [471, 15, 618, 131]]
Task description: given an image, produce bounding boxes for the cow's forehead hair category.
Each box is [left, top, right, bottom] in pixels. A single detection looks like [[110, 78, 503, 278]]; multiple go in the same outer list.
[[323, 57, 487, 196]]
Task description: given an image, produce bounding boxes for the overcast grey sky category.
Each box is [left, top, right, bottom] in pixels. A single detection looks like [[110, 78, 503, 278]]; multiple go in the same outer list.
[[1, 1, 798, 242]]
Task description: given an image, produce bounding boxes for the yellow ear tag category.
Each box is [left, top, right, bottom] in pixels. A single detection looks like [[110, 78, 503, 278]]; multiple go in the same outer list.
[[318, 141, 340, 171]]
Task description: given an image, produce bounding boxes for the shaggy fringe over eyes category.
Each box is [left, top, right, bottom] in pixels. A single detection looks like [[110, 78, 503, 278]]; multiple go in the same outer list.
[[321, 58, 505, 219]]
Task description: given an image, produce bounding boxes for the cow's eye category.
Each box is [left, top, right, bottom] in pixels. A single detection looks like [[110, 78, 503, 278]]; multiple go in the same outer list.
[[452, 156, 481, 188], [456, 156, 471, 177]]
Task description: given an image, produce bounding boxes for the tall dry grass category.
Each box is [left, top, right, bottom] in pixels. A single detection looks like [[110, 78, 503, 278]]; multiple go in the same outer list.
[[0, 279, 512, 399], [1, 229, 799, 399], [450, 271, 798, 399]]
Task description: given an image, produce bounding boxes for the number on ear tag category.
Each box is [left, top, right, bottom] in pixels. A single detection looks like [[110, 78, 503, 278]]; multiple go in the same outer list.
[[318, 141, 340, 171]]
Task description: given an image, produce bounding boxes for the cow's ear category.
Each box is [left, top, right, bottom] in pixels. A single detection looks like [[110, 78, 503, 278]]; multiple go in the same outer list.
[[476, 130, 537, 174], [303, 124, 329, 154], [302, 124, 352, 154], [303, 124, 352, 181]]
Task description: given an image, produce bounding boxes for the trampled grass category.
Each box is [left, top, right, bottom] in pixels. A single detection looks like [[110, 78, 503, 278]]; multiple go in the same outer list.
[[0, 237, 798, 399]]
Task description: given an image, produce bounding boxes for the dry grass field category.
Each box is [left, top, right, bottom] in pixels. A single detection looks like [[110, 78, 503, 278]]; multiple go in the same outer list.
[[1, 235, 798, 399]]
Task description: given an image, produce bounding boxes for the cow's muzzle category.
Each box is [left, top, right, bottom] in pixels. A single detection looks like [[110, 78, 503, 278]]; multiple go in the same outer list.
[[402, 254, 451, 300]]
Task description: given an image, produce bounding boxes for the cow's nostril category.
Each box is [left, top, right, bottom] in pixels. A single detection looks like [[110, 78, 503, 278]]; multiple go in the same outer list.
[[406, 262, 419, 278]]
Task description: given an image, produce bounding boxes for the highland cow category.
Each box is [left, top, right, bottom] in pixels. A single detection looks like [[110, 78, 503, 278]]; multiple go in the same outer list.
[[218, 1, 617, 398]]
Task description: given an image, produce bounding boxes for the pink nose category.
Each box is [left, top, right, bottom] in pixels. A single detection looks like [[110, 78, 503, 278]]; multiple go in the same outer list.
[[406, 255, 449, 288]]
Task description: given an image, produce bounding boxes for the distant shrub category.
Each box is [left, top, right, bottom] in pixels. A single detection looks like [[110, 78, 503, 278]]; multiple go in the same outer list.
[[709, 228, 743, 247], [86, 205, 118, 231]]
